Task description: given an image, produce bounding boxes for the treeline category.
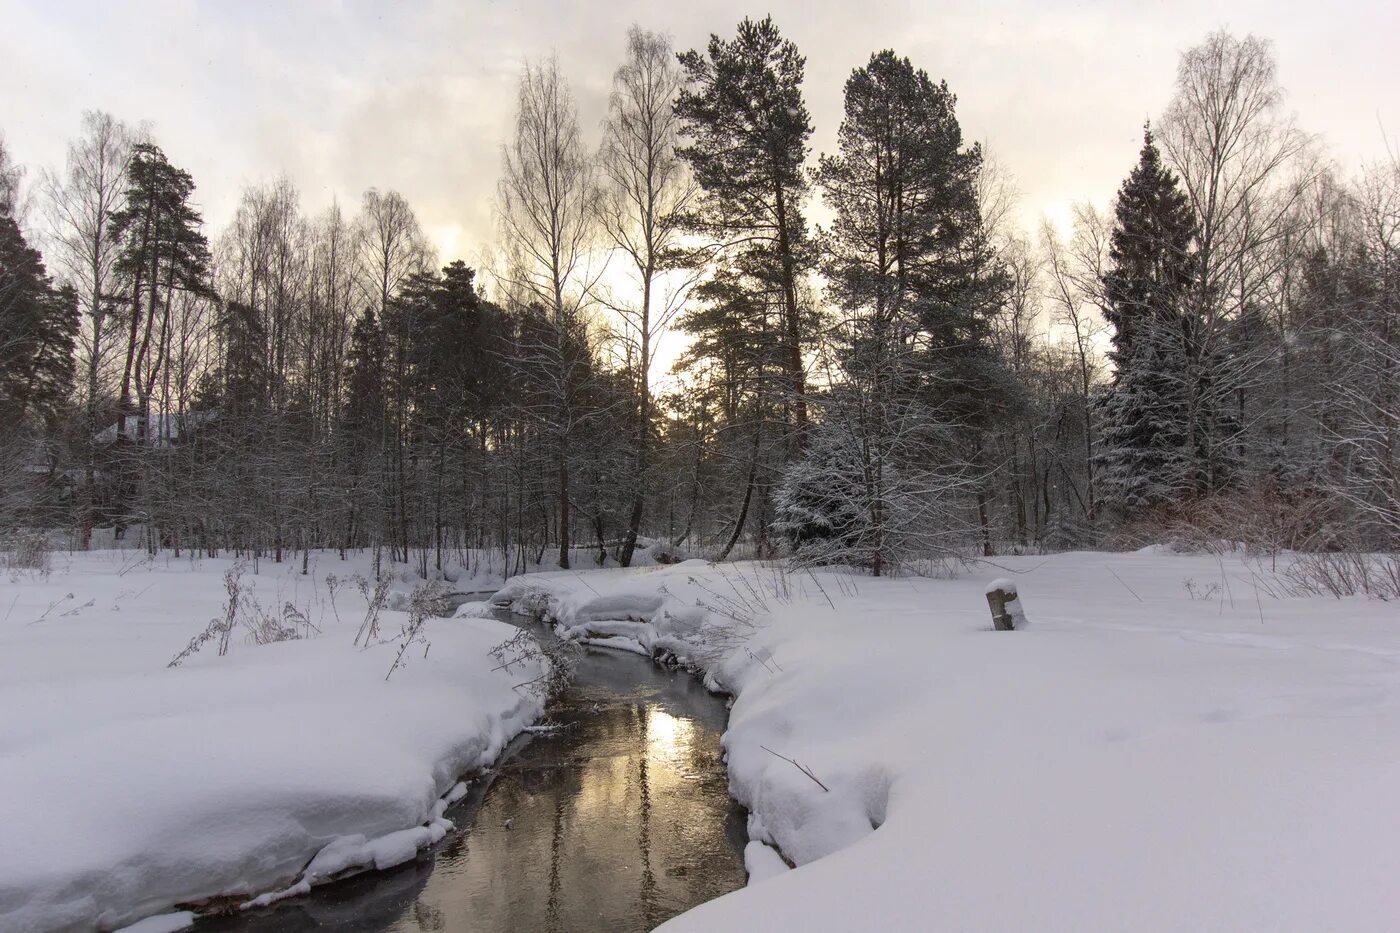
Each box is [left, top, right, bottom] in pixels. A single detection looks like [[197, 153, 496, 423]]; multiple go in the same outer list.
[[0, 21, 1396, 575]]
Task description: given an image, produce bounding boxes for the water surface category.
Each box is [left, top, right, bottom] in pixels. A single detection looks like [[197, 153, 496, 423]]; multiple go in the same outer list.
[[204, 616, 747, 932]]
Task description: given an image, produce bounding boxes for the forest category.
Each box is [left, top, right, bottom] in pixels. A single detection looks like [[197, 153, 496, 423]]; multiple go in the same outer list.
[[2, 19, 1397, 583]]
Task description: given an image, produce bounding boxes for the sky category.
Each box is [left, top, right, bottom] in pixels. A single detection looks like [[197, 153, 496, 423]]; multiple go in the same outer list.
[[2, 0, 1397, 271]]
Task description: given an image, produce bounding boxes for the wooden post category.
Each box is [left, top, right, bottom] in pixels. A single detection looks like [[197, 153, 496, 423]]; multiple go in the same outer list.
[[985, 578, 1028, 631]]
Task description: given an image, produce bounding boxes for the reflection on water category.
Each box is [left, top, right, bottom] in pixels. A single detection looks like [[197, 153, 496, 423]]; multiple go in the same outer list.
[[205, 618, 747, 933]]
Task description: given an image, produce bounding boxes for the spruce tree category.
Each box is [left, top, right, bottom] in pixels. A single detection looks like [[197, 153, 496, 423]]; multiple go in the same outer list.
[[213, 300, 269, 420], [343, 307, 385, 441], [0, 210, 78, 430], [1096, 126, 1198, 519]]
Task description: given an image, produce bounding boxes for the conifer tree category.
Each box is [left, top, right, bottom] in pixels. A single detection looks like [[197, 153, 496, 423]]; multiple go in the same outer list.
[[676, 16, 814, 456], [804, 50, 1012, 567], [1096, 126, 1199, 518], [110, 143, 211, 430], [0, 209, 78, 430]]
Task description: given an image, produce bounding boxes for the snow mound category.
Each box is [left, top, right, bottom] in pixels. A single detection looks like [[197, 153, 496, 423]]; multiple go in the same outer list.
[[0, 553, 544, 932]]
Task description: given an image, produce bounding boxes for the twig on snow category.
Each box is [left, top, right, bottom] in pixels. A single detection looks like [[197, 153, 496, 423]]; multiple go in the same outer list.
[[1105, 565, 1143, 602], [760, 744, 829, 792]]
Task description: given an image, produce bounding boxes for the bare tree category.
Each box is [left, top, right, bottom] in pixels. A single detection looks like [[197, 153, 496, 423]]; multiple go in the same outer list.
[[0, 131, 24, 220], [354, 188, 431, 563], [497, 55, 600, 569], [1159, 31, 1317, 489], [42, 113, 135, 420], [598, 26, 698, 566], [356, 188, 431, 319], [39, 113, 135, 544], [1328, 157, 1400, 545], [1040, 207, 1111, 523]]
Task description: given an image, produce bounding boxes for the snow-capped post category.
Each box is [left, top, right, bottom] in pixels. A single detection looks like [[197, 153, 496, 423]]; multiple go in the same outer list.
[[985, 578, 1028, 631]]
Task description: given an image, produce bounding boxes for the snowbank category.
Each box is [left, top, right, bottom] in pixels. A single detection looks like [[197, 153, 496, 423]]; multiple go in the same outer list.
[[0, 551, 544, 932], [499, 552, 1400, 931]]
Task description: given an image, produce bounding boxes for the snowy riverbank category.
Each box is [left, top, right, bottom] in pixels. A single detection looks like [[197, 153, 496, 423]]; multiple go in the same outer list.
[[0, 550, 544, 932], [497, 550, 1400, 931]]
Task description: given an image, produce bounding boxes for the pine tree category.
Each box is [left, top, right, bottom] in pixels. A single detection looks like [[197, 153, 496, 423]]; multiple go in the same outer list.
[[808, 51, 995, 571], [110, 143, 211, 429], [0, 210, 78, 430], [1096, 126, 1199, 519], [676, 16, 814, 457], [809, 50, 1013, 564]]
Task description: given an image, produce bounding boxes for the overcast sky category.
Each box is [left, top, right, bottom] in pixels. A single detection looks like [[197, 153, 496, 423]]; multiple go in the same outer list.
[[3, 0, 1397, 265]]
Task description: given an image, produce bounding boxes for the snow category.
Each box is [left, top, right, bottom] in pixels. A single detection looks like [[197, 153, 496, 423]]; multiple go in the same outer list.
[[9, 546, 1399, 931], [984, 576, 1017, 595], [0, 550, 544, 932], [113, 912, 195, 933], [742, 841, 789, 884], [499, 551, 1400, 931]]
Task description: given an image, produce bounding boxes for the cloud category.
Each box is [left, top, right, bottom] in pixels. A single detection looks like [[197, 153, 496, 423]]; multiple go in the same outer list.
[[1, 0, 1396, 263]]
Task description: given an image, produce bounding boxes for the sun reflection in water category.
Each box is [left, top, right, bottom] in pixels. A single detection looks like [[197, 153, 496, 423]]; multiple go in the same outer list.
[[646, 706, 694, 767]]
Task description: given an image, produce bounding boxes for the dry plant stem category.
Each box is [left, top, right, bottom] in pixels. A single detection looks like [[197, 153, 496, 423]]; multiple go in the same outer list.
[[760, 744, 830, 792], [385, 582, 445, 680], [1105, 565, 1143, 602], [354, 574, 390, 647], [217, 564, 244, 656]]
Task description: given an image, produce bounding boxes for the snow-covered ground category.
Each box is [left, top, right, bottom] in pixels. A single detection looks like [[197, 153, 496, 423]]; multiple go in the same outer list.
[[498, 550, 1400, 931], [0, 549, 545, 932]]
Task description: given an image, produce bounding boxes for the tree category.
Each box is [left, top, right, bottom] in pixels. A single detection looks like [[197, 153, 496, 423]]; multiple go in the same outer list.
[[0, 209, 78, 430], [676, 16, 813, 457], [497, 55, 599, 569], [1040, 206, 1112, 529], [1095, 126, 1199, 519], [384, 261, 485, 570], [356, 188, 430, 321], [1159, 31, 1314, 492], [353, 187, 430, 562], [811, 50, 983, 572], [599, 25, 697, 567], [0, 131, 23, 219], [814, 50, 1012, 562], [43, 112, 135, 421], [800, 54, 1019, 571], [110, 143, 211, 429]]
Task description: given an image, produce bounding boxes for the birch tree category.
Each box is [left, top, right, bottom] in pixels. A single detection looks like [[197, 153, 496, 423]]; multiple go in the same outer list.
[[599, 26, 696, 566], [498, 55, 599, 569]]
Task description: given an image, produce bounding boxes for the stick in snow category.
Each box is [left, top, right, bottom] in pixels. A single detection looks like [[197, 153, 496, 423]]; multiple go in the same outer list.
[[760, 744, 830, 792], [1105, 565, 1143, 603]]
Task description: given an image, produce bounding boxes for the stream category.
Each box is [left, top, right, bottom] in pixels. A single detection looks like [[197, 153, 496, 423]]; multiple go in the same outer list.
[[202, 612, 748, 932]]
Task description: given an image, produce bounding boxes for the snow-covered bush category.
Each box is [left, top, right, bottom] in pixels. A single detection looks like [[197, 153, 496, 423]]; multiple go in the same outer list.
[[773, 394, 967, 575], [646, 538, 692, 565], [773, 420, 873, 567], [1110, 480, 1345, 556]]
